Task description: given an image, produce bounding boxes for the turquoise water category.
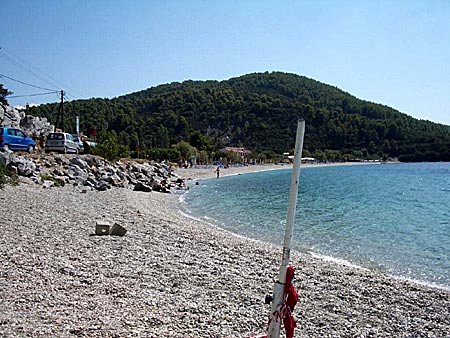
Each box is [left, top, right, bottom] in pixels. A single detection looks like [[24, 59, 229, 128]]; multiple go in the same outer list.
[[181, 163, 450, 290]]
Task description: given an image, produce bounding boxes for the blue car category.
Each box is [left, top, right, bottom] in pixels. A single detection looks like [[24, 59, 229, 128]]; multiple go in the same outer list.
[[0, 127, 36, 153]]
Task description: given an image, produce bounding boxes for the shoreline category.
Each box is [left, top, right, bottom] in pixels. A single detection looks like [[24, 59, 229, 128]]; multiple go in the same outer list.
[[178, 195, 450, 292], [175, 161, 382, 181], [1, 177, 448, 337], [176, 162, 449, 292]]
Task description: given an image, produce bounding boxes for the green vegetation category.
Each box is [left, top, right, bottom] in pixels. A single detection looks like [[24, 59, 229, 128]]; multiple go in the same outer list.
[[39, 174, 62, 187], [28, 72, 450, 162], [0, 163, 17, 188], [0, 163, 9, 188], [0, 84, 12, 105], [89, 131, 128, 160]]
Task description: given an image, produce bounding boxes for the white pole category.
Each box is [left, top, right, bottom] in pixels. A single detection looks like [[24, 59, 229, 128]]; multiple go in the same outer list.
[[76, 116, 79, 135], [267, 119, 305, 338]]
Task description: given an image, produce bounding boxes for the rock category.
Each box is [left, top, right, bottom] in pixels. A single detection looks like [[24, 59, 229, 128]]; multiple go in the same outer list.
[[0, 150, 13, 166], [70, 157, 89, 170], [54, 176, 66, 187], [1, 105, 55, 151], [95, 181, 111, 191], [17, 159, 36, 177], [42, 180, 55, 189], [133, 182, 153, 192]]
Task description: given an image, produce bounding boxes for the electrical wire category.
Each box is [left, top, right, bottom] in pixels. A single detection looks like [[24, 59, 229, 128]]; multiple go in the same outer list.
[[0, 46, 83, 99], [0, 51, 60, 91], [8, 91, 59, 99], [0, 73, 58, 92]]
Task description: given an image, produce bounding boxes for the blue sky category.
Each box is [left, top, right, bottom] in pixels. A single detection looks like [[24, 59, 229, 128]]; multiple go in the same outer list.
[[1, 1, 449, 125]]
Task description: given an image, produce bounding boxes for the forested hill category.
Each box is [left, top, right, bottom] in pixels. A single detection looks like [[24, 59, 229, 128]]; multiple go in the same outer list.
[[29, 72, 450, 162]]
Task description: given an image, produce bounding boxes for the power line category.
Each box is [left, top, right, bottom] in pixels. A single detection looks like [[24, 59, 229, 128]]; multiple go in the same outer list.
[[0, 46, 84, 99], [8, 91, 59, 99], [64, 92, 77, 102], [0, 51, 60, 91], [0, 73, 58, 92]]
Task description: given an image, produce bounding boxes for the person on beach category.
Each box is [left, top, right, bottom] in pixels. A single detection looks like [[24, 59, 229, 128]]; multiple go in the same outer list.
[[216, 166, 220, 178]]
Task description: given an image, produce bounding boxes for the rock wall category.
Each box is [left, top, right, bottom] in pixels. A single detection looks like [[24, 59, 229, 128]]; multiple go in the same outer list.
[[0, 104, 54, 138], [0, 152, 185, 193]]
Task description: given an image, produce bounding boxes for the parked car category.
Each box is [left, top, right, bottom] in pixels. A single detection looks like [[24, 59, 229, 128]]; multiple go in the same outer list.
[[0, 127, 36, 153], [45, 132, 80, 154], [71, 134, 84, 153]]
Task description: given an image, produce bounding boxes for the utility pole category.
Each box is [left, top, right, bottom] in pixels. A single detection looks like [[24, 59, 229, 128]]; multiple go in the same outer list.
[[54, 90, 64, 132], [60, 90, 64, 132]]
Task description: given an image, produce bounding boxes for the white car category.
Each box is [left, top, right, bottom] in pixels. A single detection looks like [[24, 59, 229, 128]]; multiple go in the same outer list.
[[71, 134, 85, 153], [45, 132, 80, 154]]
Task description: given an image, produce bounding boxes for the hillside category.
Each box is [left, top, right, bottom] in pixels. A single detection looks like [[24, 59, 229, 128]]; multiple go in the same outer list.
[[28, 72, 450, 162]]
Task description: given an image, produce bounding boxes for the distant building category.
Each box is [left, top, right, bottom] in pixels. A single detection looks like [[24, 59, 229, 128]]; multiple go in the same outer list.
[[285, 155, 317, 164], [301, 157, 317, 164], [222, 146, 252, 157]]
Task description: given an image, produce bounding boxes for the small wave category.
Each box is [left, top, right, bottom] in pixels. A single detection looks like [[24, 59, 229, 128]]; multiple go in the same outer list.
[[178, 210, 239, 235], [177, 209, 280, 248], [310, 253, 450, 291], [387, 274, 450, 292], [310, 252, 369, 271], [179, 210, 210, 224]]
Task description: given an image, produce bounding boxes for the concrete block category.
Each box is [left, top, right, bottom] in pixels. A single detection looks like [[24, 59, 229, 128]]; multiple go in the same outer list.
[[110, 223, 127, 236], [95, 220, 111, 235]]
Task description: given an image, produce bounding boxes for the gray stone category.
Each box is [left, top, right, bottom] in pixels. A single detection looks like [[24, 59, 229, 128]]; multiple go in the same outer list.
[[17, 159, 36, 177], [133, 181, 152, 192], [42, 180, 55, 189], [95, 181, 111, 191]]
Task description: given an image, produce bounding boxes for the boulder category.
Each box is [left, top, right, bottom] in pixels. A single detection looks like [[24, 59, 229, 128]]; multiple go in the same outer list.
[[0, 150, 13, 166], [95, 181, 111, 191], [17, 160, 36, 177], [42, 180, 55, 189], [133, 181, 152, 192]]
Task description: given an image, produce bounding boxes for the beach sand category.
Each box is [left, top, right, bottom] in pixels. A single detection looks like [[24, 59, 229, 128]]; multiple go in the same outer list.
[[0, 162, 448, 337]]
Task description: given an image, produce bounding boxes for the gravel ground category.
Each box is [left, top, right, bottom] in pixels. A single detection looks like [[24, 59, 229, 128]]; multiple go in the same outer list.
[[0, 181, 449, 338]]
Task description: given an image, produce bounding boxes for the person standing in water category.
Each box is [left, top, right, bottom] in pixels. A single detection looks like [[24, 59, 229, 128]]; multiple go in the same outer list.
[[216, 166, 220, 178]]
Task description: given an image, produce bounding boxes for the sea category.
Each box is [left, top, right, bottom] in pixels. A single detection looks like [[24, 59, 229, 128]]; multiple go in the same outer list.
[[180, 162, 450, 290]]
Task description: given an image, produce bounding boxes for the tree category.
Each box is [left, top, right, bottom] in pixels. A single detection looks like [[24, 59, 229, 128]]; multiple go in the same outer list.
[[0, 84, 12, 105], [158, 125, 170, 148], [174, 141, 197, 161], [189, 130, 212, 151], [91, 131, 129, 160]]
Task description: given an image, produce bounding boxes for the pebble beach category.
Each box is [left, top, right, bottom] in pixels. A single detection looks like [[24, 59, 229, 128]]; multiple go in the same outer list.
[[1, 163, 449, 337]]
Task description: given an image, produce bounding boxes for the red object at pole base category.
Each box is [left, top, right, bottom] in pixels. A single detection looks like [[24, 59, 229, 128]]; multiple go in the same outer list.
[[283, 265, 298, 338], [254, 265, 298, 338]]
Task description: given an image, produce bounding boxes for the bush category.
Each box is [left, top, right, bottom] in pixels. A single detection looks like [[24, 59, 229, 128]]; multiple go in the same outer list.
[[90, 132, 129, 160], [173, 141, 197, 161], [0, 163, 8, 188], [0, 163, 15, 188], [144, 147, 180, 162], [39, 174, 62, 187]]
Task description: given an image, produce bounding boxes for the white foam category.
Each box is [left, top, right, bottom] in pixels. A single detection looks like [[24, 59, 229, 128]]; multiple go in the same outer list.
[[387, 274, 450, 292], [177, 209, 279, 247], [310, 252, 369, 271]]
